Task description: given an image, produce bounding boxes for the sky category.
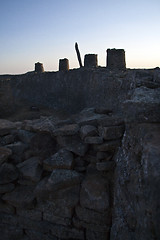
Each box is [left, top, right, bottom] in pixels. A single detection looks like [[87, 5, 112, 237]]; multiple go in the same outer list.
[[0, 0, 160, 74]]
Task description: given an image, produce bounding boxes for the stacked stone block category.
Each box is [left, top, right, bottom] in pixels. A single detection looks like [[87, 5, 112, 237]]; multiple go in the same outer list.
[[84, 54, 98, 68], [35, 62, 44, 73], [107, 49, 126, 70], [59, 58, 69, 71], [0, 110, 124, 240]]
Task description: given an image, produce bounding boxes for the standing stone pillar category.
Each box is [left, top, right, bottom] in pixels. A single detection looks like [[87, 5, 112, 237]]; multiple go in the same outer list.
[[84, 54, 98, 68], [59, 58, 69, 71], [107, 49, 126, 70], [35, 62, 44, 73]]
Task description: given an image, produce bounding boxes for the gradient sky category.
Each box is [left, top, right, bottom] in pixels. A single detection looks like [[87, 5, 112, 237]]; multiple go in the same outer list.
[[0, 0, 160, 74]]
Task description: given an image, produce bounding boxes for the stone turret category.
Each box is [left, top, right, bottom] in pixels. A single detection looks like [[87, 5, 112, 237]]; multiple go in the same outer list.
[[35, 62, 44, 73], [107, 49, 126, 70], [84, 54, 98, 68], [59, 58, 69, 71]]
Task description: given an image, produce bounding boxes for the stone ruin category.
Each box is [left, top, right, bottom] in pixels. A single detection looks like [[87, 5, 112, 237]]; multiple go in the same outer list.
[[0, 46, 160, 240], [35, 62, 44, 73], [59, 58, 69, 71]]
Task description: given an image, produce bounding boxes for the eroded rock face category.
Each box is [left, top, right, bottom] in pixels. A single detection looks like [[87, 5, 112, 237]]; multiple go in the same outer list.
[[110, 124, 160, 240]]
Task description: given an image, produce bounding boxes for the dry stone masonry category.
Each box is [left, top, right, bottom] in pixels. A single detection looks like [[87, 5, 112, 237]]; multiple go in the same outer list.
[[0, 109, 125, 240]]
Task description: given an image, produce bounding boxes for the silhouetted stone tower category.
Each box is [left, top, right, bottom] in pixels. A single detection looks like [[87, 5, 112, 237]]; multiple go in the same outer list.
[[107, 49, 126, 70], [84, 54, 98, 68], [59, 58, 69, 71], [35, 62, 44, 73]]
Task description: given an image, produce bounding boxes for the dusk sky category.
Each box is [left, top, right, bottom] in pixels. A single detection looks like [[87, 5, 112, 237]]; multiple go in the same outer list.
[[0, 0, 160, 74]]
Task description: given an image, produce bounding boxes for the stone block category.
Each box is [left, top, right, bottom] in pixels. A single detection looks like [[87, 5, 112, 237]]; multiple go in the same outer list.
[[17, 207, 42, 221], [97, 116, 124, 127], [96, 151, 113, 160], [80, 125, 97, 139], [0, 147, 12, 165], [46, 169, 81, 192], [0, 199, 15, 214], [35, 62, 44, 73], [96, 161, 115, 171], [84, 136, 103, 144], [43, 149, 74, 171], [17, 129, 35, 144], [0, 119, 15, 136], [0, 183, 15, 193], [2, 185, 35, 209], [0, 223, 24, 240], [0, 163, 18, 184], [86, 229, 110, 240], [17, 157, 42, 183], [59, 58, 69, 71], [57, 135, 88, 156], [107, 48, 126, 70], [84, 54, 98, 68], [25, 230, 58, 240], [98, 125, 124, 140], [94, 140, 121, 152], [80, 174, 110, 212], [0, 134, 14, 146], [53, 124, 79, 136]]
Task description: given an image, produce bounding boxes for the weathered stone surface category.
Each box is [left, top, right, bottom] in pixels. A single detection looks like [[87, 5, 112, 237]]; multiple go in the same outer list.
[[25, 230, 58, 240], [84, 136, 103, 144], [17, 129, 35, 143], [123, 87, 160, 123], [110, 124, 160, 240], [53, 124, 79, 136], [0, 183, 15, 193], [96, 151, 113, 160], [0, 199, 15, 214], [0, 223, 23, 240], [94, 139, 121, 152], [96, 161, 115, 171], [29, 132, 57, 160], [80, 125, 97, 139], [86, 229, 110, 240], [22, 117, 55, 133], [17, 157, 42, 182], [80, 174, 110, 212], [47, 169, 81, 191], [57, 135, 88, 156], [99, 125, 124, 140], [0, 163, 18, 184], [0, 147, 12, 165], [17, 207, 42, 221], [2, 185, 35, 209], [43, 149, 74, 171], [0, 134, 14, 146], [6, 141, 28, 163], [73, 216, 109, 232], [97, 116, 124, 126], [0, 119, 15, 136], [75, 205, 110, 225]]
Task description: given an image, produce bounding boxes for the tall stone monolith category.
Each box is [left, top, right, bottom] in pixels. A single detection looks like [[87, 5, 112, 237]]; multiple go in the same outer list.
[[107, 49, 126, 70]]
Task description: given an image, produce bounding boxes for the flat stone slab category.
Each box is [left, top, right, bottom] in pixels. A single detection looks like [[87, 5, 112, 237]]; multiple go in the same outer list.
[[0, 147, 12, 165], [0, 119, 15, 136], [47, 169, 81, 192], [84, 136, 103, 144], [43, 149, 74, 171], [53, 124, 79, 136], [98, 125, 124, 140], [96, 161, 115, 171]]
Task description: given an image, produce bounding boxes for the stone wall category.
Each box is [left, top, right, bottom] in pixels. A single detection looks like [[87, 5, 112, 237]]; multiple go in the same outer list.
[[0, 108, 125, 240]]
